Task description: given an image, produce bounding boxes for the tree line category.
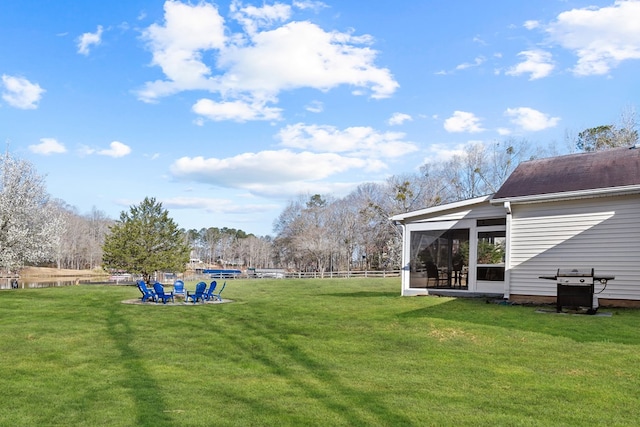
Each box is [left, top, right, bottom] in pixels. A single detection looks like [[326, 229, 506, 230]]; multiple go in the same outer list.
[[1, 114, 637, 276]]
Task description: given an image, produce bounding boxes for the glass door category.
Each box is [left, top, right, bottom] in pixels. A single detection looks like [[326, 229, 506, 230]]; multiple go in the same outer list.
[[409, 229, 469, 289]]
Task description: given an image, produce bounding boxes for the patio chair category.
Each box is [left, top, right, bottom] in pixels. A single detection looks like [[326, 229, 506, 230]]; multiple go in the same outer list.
[[202, 281, 217, 301], [137, 280, 157, 302], [425, 262, 440, 287], [153, 282, 174, 304], [186, 281, 207, 304], [173, 280, 186, 298], [211, 281, 226, 301]]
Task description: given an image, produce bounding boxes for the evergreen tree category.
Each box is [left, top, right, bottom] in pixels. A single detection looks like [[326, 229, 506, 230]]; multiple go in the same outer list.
[[102, 197, 190, 283], [576, 124, 637, 151]]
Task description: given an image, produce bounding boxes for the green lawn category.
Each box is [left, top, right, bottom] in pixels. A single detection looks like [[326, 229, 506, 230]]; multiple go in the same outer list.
[[1, 278, 639, 426]]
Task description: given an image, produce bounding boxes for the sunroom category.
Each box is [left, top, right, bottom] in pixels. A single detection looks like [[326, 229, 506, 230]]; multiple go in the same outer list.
[[391, 196, 507, 297]]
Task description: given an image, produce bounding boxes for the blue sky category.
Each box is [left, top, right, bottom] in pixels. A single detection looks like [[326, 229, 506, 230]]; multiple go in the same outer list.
[[1, 0, 639, 236]]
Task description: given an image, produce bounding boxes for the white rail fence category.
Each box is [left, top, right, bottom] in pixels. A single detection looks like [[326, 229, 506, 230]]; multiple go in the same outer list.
[[281, 270, 401, 279], [187, 270, 401, 281]]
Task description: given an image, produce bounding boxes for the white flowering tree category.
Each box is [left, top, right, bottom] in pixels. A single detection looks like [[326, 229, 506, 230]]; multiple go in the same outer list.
[[0, 153, 63, 273]]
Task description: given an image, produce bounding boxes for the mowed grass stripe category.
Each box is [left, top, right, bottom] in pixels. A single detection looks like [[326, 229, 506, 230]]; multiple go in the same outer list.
[[1, 278, 639, 426]]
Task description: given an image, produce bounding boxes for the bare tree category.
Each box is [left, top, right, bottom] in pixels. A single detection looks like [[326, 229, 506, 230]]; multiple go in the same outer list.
[[202, 227, 223, 265], [438, 143, 487, 200], [434, 139, 538, 201], [85, 207, 112, 269], [329, 197, 359, 272], [273, 194, 338, 274], [273, 196, 307, 269], [49, 201, 112, 270], [237, 235, 274, 269]]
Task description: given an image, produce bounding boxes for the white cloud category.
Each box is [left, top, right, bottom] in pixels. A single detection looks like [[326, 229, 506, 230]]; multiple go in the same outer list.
[[547, 0, 640, 76], [1, 75, 45, 109], [168, 121, 419, 197], [293, 1, 328, 12], [305, 100, 323, 113], [496, 127, 512, 136], [523, 20, 540, 30], [97, 141, 132, 158], [437, 56, 486, 75], [455, 56, 485, 70], [137, 0, 398, 111], [137, 0, 226, 101], [277, 123, 419, 158], [77, 25, 104, 55], [28, 138, 66, 155], [472, 36, 487, 45], [170, 150, 386, 191], [243, 179, 360, 198], [77, 145, 95, 157], [162, 196, 277, 214], [388, 112, 412, 126], [506, 50, 555, 80], [230, 0, 292, 35], [423, 142, 472, 164], [504, 107, 560, 131], [443, 111, 485, 133], [215, 21, 398, 98], [163, 196, 233, 212], [192, 98, 282, 122]]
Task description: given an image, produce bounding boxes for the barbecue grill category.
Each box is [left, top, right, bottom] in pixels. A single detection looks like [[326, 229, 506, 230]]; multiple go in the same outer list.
[[539, 268, 614, 314]]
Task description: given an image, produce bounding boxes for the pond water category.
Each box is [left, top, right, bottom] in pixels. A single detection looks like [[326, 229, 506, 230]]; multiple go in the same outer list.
[[0, 278, 130, 290]]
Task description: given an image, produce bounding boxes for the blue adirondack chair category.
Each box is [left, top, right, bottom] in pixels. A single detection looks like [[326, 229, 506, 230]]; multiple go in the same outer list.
[[137, 280, 157, 302], [173, 280, 186, 298], [186, 281, 207, 303], [202, 281, 217, 301], [212, 281, 226, 301], [153, 282, 174, 304]]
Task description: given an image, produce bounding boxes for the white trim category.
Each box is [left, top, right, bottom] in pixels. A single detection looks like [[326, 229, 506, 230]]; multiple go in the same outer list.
[[503, 202, 512, 298], [390, 195, 492, 222], [491, 184, 640, 205], [405, 220, 465, 232]]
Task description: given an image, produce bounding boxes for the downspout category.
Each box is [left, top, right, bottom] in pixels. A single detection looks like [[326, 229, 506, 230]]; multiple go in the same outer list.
[[394, 221, 408, 296], [503, 201, 512, 299]]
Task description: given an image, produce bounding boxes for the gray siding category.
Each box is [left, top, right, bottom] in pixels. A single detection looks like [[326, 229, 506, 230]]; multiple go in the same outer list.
[[508, 195, 640, 300]]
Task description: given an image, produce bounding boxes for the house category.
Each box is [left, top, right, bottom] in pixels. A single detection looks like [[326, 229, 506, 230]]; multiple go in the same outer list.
[[390, 146, 640, 307]]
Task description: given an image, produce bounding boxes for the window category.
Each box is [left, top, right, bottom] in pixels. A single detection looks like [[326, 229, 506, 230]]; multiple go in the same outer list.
[[476, 266, 505, 281], [477, 231, 505, 264], [476, 230, 505, 282]]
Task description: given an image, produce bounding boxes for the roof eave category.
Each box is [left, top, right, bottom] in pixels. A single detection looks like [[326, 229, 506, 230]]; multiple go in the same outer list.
[[490, 184, 640, 205], [390, 195, 493, 222]]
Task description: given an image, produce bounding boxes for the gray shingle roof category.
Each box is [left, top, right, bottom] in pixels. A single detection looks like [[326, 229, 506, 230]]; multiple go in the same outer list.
[[493, 146, 640, 200]]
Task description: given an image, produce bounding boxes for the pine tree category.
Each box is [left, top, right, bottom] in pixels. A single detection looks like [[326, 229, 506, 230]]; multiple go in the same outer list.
[[102, 197, 190, 283]]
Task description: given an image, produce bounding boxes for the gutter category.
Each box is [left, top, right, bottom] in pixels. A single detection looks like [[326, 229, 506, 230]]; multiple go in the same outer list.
[[491, 184, 640, 206]]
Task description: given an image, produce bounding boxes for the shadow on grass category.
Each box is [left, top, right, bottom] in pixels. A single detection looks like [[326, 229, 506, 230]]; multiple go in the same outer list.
[[398, 297, 640, 345], [216, 315, 414, 426], [105, 304, 172, 426], [320, 291, 400, 298]]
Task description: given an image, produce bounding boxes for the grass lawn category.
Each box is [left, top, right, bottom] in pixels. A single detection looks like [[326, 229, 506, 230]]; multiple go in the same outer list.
[[1, 278, 640, 426]]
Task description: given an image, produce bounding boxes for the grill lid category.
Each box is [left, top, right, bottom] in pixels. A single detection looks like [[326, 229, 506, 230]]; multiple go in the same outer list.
[[556, 268, 594, 277]]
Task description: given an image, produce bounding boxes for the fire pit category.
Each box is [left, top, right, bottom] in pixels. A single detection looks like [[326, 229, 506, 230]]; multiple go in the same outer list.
[[539, 268, 614, 314]]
